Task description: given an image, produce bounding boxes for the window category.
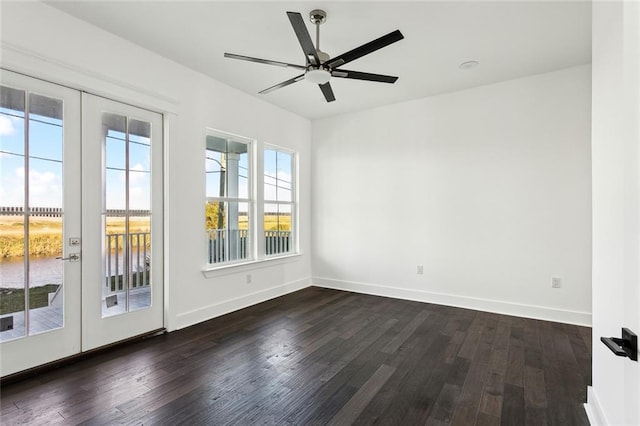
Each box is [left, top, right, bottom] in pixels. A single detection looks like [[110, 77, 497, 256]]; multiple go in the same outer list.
[[205, 130, 251, 264], [264, 147, 295, 256], [204, 131, 298, 268]]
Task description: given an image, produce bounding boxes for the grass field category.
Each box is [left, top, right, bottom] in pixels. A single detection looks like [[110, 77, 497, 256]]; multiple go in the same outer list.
[[0, 216, 150, 258], [0, 216, 63, 258], [263, 214, 291, 231], [205, 202, 291, 232], [1, 210, 289, 259], [205, 214, 291, 231]]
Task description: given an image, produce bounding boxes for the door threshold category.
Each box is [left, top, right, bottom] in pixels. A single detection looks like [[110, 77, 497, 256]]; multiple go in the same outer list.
[[0, 328, 166, 386]]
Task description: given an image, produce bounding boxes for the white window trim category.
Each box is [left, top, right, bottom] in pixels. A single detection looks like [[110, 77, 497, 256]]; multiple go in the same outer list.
[[201, 253, 302, 278], [203, 133, 299, 273], [263, 144, 298, 259], [204, 128, 254, 266]]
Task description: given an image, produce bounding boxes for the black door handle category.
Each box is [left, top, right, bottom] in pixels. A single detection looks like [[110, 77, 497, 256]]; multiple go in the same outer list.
[[601, 328, 637, 361]]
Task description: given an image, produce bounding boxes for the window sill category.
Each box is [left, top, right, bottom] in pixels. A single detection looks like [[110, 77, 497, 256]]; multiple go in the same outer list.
[[201, 253, 303, 279]]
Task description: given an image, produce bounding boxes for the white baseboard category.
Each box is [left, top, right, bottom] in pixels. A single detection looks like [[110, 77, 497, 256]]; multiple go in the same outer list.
[[174, 277, 311, 330], [584, 386, 608, 426], [312, 277, 591, 327]]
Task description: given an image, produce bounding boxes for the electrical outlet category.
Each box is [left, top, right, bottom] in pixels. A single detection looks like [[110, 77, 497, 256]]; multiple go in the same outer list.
[[417, 265, 424, 275], [551, 277, 561, 288]]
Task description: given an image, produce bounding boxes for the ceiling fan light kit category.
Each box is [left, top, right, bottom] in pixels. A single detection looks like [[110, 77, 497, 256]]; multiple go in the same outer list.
[[224, 9, 404, 103], [305, 68, 331, 84]]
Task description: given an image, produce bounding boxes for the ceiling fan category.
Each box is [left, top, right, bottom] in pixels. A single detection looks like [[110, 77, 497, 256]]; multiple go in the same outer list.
[[224, 9, 404, 103]]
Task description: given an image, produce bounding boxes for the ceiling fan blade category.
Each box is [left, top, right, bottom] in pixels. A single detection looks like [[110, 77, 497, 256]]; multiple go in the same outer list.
[[287, 11, 320, 66], [331, 69, 398, 83], [319, 82, 336, 102], [224, 53, 307, 70], [326, 30, 404, 69], [259, 74, 305, 94]]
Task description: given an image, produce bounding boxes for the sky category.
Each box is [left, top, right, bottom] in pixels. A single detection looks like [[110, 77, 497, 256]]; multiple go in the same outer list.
[[105, 129, 151, 211], [205, 143, 293, 215], [1, 101, 292, 220], [1, 109, 62, 209], [0, 106, 152, 211]]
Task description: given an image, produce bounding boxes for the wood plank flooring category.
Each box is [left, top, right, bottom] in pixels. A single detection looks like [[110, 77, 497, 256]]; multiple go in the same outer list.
[[0, 287, 591, 425]]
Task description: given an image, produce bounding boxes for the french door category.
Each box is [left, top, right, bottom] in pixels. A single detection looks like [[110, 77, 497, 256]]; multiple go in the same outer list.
[[0, 71, 164, 377], [81, 93, 163, 351], [0, 71, 81, 376]]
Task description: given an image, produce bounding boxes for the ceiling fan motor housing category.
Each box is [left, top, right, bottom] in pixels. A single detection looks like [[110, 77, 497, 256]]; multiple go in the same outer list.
[[316, 50, 330, 63]]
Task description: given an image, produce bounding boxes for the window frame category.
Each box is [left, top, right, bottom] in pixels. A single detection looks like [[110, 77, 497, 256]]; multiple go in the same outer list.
[[205, 128, 254, 266], [203, 130, 300, 272], [262, 144, 297, 258]]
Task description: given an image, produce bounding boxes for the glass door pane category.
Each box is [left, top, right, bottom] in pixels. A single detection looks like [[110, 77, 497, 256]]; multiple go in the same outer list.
[[102, 114, 152, 317], [0, 85, 27, 341], [0, 87, 66, 341], [27, 93, 64, 335]]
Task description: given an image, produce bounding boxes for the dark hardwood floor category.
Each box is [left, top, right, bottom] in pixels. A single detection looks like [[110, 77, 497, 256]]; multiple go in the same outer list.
[[0, 287, 591, 425]]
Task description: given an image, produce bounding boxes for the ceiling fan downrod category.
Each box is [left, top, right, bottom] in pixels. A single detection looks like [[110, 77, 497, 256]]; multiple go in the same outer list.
[[309, 9, 329, 64]]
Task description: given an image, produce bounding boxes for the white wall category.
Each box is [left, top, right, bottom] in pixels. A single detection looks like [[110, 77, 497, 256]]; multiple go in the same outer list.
[[312, 65, 592, 325], [587, 1, 640, 425], [0, 2, 312, 332]]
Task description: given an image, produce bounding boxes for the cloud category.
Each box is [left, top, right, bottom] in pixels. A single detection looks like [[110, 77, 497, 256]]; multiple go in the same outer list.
[[0, 166, 62, 207], [0, 167, 62, 207], [0, 167, 25, 206], [129, 163, 150, 189], [129, 186, 150, 210], [27, 169, 62, 207], [0, 116, 17, 136]]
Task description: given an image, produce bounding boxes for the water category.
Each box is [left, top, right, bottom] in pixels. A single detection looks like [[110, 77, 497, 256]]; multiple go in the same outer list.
[[0, 251, 149, 289], [0, 256, 62, 288]]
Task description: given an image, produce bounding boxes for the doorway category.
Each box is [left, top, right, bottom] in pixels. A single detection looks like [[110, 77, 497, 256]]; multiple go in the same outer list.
[[0, 70, 164, 376]]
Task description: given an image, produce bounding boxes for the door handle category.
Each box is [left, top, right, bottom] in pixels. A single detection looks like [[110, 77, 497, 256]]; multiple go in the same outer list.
[[56, 253, 80, 262], [601, 328, 638, 361]]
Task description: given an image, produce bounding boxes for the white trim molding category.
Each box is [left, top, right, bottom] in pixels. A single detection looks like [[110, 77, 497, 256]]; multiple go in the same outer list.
[[584, 386, 608, 426], [1, 42, 180, 114], [174, 277, 311, 330], [202, 253, 303, 279], [312, 277, 592, 327]]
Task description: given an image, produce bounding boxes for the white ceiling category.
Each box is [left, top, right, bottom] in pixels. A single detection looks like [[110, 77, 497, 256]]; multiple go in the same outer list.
[[47, 1, 592, 120]]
